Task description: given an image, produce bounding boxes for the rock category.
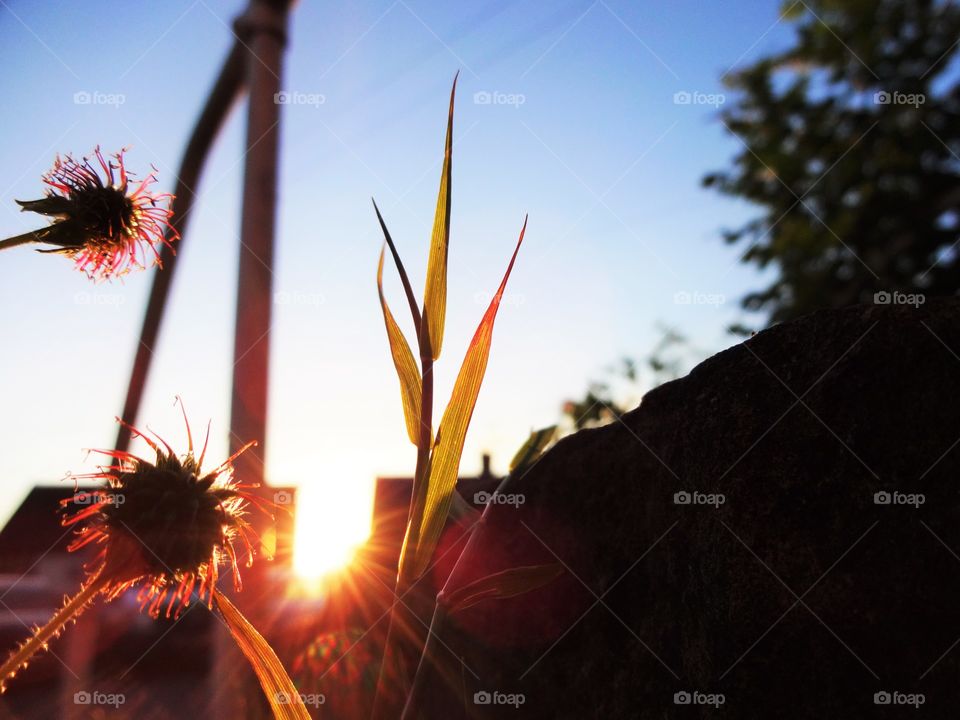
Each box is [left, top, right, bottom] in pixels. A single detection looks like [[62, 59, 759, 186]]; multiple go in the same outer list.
[[423, 299, 960, 718]]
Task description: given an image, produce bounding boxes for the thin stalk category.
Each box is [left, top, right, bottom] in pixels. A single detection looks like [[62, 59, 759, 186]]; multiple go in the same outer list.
[[0, 572, 107, 690], [400, 602, 447, 720], [400, 470, 514, 720], [404, 349, 434, 575], [0, 230, 44, 252], [371, 332, 434, 720]]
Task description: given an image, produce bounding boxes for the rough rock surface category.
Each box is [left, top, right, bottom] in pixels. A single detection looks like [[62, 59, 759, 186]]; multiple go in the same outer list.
[[424, 299, 960, 718]]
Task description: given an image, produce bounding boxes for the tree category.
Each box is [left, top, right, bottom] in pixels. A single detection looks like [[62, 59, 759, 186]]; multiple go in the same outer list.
[[704, 0, 960, 324], [561, 326, 704, 430]]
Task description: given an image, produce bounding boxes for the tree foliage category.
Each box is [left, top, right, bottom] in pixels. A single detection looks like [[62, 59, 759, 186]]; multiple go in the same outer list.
[[561, 327, 703, 430], [705, 0, 960, 323]]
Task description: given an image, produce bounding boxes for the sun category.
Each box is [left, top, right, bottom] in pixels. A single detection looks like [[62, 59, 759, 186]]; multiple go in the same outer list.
[[292, 476, 374, 584]]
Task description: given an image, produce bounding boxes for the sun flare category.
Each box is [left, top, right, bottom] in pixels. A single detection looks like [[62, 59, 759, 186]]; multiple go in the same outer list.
[[292, 475, 374, 583]]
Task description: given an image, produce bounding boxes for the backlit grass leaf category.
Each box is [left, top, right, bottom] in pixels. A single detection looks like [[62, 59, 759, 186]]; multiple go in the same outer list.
[[422, 72, 458, 360], [214, 590, 310, 720], [443, 563, 564, 614], [406, 217, 527, 580], [373, 198, 421, 334], [509, 425, 557, 474], [378, 247, 423, 444]]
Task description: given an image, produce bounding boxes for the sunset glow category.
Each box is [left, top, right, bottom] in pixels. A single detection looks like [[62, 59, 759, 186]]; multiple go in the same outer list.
[[292, 474, 375, 581]]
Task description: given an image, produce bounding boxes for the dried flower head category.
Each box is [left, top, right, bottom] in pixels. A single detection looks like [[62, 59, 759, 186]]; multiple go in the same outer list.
[[0, 414, 305, 710], [2, 146, 176, 279], [63, 416, 266, 619]]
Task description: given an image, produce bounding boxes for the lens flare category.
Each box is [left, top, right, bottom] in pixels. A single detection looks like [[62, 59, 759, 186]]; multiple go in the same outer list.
[[292, 474, 374, 584]]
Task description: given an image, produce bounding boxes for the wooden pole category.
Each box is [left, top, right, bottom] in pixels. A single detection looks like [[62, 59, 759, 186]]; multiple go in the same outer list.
[[115, 42, 246, 455], [213, 3, 292, 718], [228, 0, 291, 488]]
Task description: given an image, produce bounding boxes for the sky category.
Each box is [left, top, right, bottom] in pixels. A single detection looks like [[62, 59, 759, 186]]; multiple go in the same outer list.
[[0, 0, 792, 543]]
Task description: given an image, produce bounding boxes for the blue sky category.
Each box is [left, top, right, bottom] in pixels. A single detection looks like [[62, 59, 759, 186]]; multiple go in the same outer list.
[[0, 0, 791, 530]]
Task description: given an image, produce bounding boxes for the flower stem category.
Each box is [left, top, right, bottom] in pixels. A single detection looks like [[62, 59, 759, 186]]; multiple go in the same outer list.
[[0, 572, 107, 692], [0, 230, 44, 252]]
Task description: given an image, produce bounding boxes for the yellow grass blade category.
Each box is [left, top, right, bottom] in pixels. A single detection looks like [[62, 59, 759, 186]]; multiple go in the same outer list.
[[378, 247, 423, 444], [407, 217, 527, 579], [443, 564, 563, 614], [214, 590, 311, 720], [422, 72, 458, 360]]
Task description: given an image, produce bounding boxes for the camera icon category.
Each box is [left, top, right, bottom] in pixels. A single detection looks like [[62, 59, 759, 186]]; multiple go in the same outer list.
[[874, 691, 891, 705], [674, 691, 692, 704], [873, 91, 891, 105], [473, 91, 491, 105], [873, 491, 891, 505], [873, 291, 891, 304], [473, 491, 491, 506], [73, 91, 91, 105], [673, 491, 691, 505], [74, 691, 91, 705], [673, 91, 692, 105], [274, 91, 291, 105], [274, 691, 292, 704], [474, 691, 491, 705], [673, 291, 691, 305], [274, 490, 293, 505]]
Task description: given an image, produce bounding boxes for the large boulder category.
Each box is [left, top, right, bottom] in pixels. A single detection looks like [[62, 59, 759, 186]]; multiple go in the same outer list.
[[424, 299, 960, 718]]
